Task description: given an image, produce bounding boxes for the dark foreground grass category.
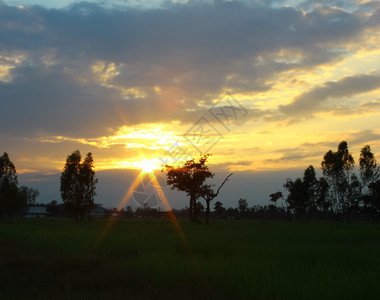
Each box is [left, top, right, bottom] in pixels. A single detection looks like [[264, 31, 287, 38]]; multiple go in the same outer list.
[[1, 218, 380, 299]]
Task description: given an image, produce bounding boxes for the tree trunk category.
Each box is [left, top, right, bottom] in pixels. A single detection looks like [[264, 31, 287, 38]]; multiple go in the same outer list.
[[192, 196, 198, 222], [206, 200, 210, 224], [189, 194, 195, 222]]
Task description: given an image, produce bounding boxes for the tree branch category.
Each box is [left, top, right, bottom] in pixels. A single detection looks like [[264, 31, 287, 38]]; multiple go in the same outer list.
[[214, 173, 233, 198]]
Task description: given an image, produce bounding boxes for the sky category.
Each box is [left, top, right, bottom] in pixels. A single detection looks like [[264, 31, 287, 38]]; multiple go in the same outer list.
[[1, 0, 380, 209]]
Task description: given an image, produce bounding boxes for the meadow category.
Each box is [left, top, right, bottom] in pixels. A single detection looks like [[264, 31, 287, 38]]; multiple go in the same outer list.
[[1, 218, 380, 299]]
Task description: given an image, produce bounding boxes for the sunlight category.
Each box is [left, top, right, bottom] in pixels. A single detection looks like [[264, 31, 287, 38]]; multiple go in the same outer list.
[[139, 159, 161, 173]]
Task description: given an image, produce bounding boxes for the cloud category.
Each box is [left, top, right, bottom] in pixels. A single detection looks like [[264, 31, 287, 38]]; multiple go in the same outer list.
[[361, 100, 380, 111], [279, 73, 380, 116], [347, 130, 380, 147], [0, 1, 379, 140]]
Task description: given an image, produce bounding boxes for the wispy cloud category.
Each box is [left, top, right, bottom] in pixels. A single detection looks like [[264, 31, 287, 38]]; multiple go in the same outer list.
[[279, 73, 380, 116]]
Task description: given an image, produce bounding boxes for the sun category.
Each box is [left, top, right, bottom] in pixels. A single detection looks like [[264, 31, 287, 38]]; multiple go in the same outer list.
[[139, 159, 160, 173]]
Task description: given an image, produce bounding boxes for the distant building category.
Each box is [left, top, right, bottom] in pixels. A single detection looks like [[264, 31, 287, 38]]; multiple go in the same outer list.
[[26, 206, 49, 218], [90, 206, 110, 218]]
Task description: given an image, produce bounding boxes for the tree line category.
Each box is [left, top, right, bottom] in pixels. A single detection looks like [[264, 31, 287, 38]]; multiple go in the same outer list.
[[269, 141, 380, 221], [0, 150, 97, 221], [3, 142, 380, 223]]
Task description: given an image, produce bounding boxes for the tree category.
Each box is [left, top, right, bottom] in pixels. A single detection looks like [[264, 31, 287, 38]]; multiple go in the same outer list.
[[303, 165, 318, 213], [80, 152, 97, 218], [214, 201, 225, 218], [200, 173, 233, 224], [347, 173, 362, 219], [18, 186, 39, 205], [0, 152, 22, 218], [367, 180, 380, 217], [359, 145, 380, 191], [238, 198, 248, 215], [269, 191, 283, 207], [125, 206, 134, 217], [316, 177, 330, 213], [60, 150, 98, 221], [321, 141, 354, 213], [165, 154, 214, 222], [283, 178, 308, 217], [195, 201, 204, 217]]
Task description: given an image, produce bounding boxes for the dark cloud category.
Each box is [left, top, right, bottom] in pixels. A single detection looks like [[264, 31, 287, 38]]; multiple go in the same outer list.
[[279, 73, 380, 116], [348, 130, 380, 147], [361, 100, 380, 110], [0, 1, 378, 138], [264, 140, 341, 165]]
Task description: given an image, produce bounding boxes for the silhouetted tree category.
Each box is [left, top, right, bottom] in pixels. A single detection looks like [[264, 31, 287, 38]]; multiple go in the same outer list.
[[0, 152, 23, 218], [18, 186, 39, 205], [322, 141, 354, 213], [214, 201, 225, 218], [200, 173, 233, 223], [359, 145, 380, 191], [238, 198, 248, 215], [367, 180, 380, 218], [165, 154, 213, 222], [124, 206, 134, 217], [195, 201, 204, 217], [284, 178, 308, 217], [347, 173, 362, 220], [269, 191, 283, 206], [226, 207, 239, 219], [316, 177, 330, 213], [303, 165, 318, 213], [269, 143, 380, 221], [60, 150, 98, 221]]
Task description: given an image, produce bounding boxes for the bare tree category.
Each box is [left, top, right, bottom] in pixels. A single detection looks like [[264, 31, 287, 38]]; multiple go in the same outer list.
[[200, 173, 233, 224]]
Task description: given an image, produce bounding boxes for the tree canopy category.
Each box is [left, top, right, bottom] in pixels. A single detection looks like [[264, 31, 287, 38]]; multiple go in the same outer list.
[[60, 150, 98, 221], [0, 152, 30, 218]]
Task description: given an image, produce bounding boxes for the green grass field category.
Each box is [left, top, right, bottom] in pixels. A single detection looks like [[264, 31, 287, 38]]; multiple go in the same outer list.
[[1, 218, 380, 299]]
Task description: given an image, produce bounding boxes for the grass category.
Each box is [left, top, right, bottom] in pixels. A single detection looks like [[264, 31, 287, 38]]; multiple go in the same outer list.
[[1, 218, 380, 299]]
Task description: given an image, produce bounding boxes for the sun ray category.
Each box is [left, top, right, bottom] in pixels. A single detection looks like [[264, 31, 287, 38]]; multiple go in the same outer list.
[[86, 168, 212, 294], [89, 172, 143, 253]]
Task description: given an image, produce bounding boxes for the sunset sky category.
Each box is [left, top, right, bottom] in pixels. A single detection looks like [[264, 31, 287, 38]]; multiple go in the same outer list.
[[1, 0, 380, 208]]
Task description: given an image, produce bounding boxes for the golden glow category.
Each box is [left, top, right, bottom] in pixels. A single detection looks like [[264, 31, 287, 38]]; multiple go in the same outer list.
[[92, 61, 120, 82], [0, 53, 24, 82], [29, 36, 380, 174], [36, 124, 181, 151], [139, 159, 160, 173]]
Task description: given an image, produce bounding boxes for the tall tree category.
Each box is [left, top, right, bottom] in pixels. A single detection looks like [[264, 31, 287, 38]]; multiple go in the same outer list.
[[60, 150, 98, 221], [316, 177, 330, 213], [79, 152, 97, 219], [321, 141, 354, 213], [359, 145, 380, 190], [283, 178, 308, 217], [0, 152, 17, 185], [165, 154, 213, 222], [347, 173, 362, 219], [0, 152, 21, 218], [367, 180, 380, 217], [303, 165, 318, 213]]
